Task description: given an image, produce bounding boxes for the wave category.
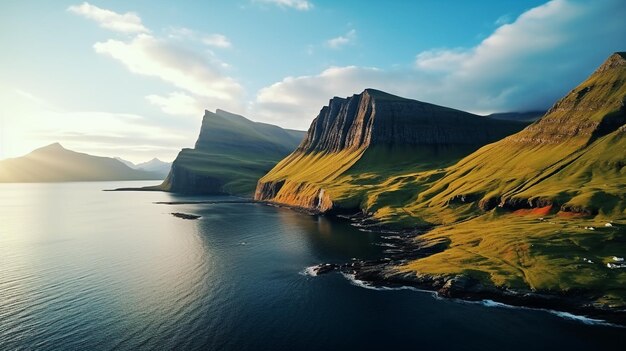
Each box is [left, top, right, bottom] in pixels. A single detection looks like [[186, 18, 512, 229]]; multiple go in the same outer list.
[[340, 273, 437, 296], [338, 274, 622, 328], [299, 265, 320, 277], [548, 311, 617, 326]]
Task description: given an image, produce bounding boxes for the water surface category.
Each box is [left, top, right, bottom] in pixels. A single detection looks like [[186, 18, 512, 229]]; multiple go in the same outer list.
[[0, 181, 623, 350]]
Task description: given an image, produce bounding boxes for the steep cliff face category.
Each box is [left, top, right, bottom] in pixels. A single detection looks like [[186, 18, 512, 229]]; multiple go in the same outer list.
[[299, 89, 523, 152], [158, 109, 305, 195], [255, 89, 527, 212]]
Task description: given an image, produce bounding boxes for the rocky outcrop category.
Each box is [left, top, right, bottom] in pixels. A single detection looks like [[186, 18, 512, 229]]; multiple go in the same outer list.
[[299, 89, 525, 153]]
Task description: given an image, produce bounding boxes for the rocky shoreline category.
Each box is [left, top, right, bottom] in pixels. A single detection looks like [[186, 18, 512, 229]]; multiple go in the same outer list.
[[117, 192, 626, 325], [303, 211, 626, 327]]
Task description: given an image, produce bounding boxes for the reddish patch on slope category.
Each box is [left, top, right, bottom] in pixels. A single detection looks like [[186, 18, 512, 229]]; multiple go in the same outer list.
[[512, 205, 553, 216]]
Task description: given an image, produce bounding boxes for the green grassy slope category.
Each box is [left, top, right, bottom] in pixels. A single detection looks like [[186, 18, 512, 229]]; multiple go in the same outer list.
[[390, 53, 626, 305], [159, 109, 305, 195], [0, 143, 161, 182], [392, 52, 626, 224]]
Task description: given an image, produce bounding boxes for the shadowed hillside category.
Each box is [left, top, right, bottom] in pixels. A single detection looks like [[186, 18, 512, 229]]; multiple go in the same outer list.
[[0, 143, 161, 182], [157, 109, 305, 195]]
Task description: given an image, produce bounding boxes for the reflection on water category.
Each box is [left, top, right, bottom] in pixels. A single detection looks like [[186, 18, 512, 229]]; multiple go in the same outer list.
[[275, 208, 382, 261], [0, 182, 623, 350]]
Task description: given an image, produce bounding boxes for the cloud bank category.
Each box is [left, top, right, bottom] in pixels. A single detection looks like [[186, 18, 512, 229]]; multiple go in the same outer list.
[[69, 3, 243, 118], [251, 0, 626, 129]]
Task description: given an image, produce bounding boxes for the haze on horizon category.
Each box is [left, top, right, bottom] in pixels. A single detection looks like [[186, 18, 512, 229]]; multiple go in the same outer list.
[[0, 0, 624, 162]]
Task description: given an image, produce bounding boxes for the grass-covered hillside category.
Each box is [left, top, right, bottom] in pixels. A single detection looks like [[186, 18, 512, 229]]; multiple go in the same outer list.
[[386, 52, 626, 307], [255, 89, 528, 210], [158, 109, 305, 195]]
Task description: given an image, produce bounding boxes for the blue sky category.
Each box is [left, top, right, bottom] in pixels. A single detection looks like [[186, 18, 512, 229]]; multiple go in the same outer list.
[[0, 0, 624, 162]]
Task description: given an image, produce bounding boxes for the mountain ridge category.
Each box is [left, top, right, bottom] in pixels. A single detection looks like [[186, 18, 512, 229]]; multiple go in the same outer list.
[[157, 109, 305, 195], [0, 143, 162, 182]]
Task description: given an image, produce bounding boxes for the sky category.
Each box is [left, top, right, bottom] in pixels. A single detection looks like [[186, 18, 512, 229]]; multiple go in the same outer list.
[[0, 0, 624, 162]]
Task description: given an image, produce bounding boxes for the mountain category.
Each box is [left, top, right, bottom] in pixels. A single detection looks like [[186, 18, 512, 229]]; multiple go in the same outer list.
[[255, 88, 528, 211], [135, 158, 171, 178], [156, 109, 305, 195], [0, 143, 162, 182], [486, 111, 544, 122], [114, 157, 171, 178], [352, 52, 626, 312], [114, 157, 136, 168], [402, 52, 626, 221]]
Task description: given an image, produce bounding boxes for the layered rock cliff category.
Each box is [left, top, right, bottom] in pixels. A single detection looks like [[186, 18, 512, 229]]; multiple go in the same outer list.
[[255, 89, 527, 212], [158, 109, 305, 195], [299, 89, 523, 152]]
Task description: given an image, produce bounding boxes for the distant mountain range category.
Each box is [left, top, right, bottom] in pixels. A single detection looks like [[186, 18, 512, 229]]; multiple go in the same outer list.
[[152, 109, 305, 195], [0, 143, 163, 182], [115, 157, 172, 178]]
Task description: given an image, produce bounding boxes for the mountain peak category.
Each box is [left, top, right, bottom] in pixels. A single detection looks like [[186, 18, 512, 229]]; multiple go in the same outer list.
[[38, 142, 66, 152], [594, 52, 626, 73], [361, 88, 408, 101], [512, 51, 626, 145]]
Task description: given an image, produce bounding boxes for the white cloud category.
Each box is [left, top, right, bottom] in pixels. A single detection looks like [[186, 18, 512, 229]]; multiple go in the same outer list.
[[70, 4, 242, 119], [326, 29, 356, 49], [252, 0, 626, 129], [253, 66, 420, 129], [167, 27, 232, 49], [67, 2, 148, 33], [254, 0, 313, 11], [414, 49, 469, 71], [93, 34, 243, 104], [202, 34, 232, 48], [494, 14, 512, 26]]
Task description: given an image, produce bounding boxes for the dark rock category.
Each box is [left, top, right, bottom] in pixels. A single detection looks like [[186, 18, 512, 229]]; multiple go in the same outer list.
[[171, 212, 201, 220], [297, 89, 526, 153]]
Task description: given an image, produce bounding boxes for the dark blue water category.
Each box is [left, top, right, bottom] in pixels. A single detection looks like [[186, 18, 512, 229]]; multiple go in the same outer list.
[[0, 181, 623, 350]]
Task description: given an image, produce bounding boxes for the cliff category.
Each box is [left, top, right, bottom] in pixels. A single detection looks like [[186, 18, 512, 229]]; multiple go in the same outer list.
[[255, 89, 527, 212], [299, 89, 523, 152], [157, 109, 305, 195]]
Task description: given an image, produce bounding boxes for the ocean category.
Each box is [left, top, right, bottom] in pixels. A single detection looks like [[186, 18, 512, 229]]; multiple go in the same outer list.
[[0, 181, 622, 350]]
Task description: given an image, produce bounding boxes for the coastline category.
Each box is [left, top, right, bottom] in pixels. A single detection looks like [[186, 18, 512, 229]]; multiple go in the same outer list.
[[303, 212, 626, 327], [136, 192, 626, 326], [268, 204, 626, 327]]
